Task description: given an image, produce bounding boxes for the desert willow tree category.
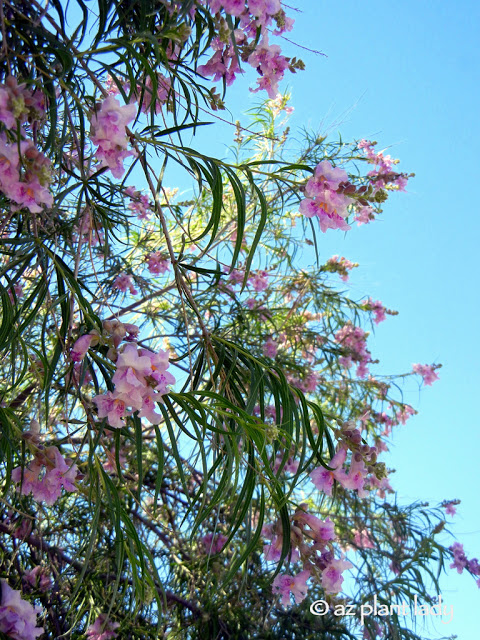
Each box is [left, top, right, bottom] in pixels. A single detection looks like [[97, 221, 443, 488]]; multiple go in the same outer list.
[[0, 1, 477, 639]]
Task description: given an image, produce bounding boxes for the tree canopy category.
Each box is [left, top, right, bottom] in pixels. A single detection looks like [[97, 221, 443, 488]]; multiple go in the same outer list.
[[0, 1, 477, 639]]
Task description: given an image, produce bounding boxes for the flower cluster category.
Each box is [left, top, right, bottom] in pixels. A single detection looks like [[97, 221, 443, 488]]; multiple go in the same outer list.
[[12, 446, 78, 506], [362, 297, 393, 324], [263, 337, 278, 358], [0, 581, 43, 640], [310, 423, 381, 500], [335, 322, 372, 378], [197, 0, 298, 97], [125, 187, 154, 220], [248, 269, 269, 292], [265, 506, 353, 604], [0, 77, 44, 129], [0, 77, 52, 213], [449, 543, 480, 586], [93, 341, 175, 429], [299, 160, 353, 232], [325, 255, 358, 281], [442, 500, 459, 517], [89, 96, 137, 178], [113, 273, 138, 295], [201, 533, 229, 555], [358, 139, 410, 193], [412, 363, 440, 386], [146, 251, 170, 275]]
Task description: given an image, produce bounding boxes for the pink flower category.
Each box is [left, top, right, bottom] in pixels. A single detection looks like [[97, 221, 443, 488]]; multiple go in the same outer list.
[[449, 542, 468, 574], [263, 338, 278, 358], [71, 334, 95, 362], [443, 501, 457, 517], [248, 37, 290, 98], [300, 190, 352, 233], [222, 0, 246, 16], [300, 160, 352, 232], [310, 447, 347, 496], [325, 255, 357, 281], [93, 391, 127, 429], [353, 529, 375, 549], [89, 96, 137, 178], [12, 447, 78, 505], [298, 513, 335, 542], [248, 270, 269, 292], [355, 205, 375, 225], [412, 363, 439, 386], [86, 614, 120, 640], [0, 580, 44, 640], [113, 273, 138, 295], [201, 533, 228, 555], [228, 268, 245, 285], [342, 454, 368, 497], [272, 570, 310, 607], [136, 390, 162, 424], [23, 566, 53, 593], [363, 298, 387, 324], [321, 558, 353, 594], [146, 251, 170, 275], [395, 404, 416, 425], [305, 160, 348, 195]]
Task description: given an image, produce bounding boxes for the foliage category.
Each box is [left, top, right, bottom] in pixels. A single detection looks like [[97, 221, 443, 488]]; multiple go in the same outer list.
[[0, 2, 476, 639]]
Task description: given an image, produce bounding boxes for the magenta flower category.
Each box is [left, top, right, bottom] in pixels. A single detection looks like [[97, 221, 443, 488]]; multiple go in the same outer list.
[[23, 566, 53, 593], [305, 160, 348, 195], [0, 580, 44, 640], [444, 502, 457, 516], [201, 533, 228, 555], [248, 270, 269, 292]]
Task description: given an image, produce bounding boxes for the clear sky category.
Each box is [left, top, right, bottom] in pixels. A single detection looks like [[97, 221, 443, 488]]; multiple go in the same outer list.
[[288, 2, 480, 636], [190, 1, 480, 636]]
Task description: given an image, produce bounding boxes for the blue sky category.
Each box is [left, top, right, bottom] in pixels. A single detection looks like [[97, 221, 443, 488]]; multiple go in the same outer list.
[[190, 1, 479, 635], [288, 2, 480, 636]]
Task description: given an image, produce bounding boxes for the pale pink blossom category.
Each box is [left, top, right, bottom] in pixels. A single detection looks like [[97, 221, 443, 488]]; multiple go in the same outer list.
[[12, 447, 78, 505], [310, 447, 348, 496], [71, 334, 95, 362], [248, 270, 269, 292], [0, 580, 44, 640], [412, 363, 439, 386], [146, 252, 170, 275], [86, 614, 120, 640], [321, 558, 353, 594], [263, 338, 278, 358], [272, 570, 310, 607], [89, 96, 137, 178], [93, 391, 127, 429], [443, 501, 457, 517], [113, 273, 138, 295]]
